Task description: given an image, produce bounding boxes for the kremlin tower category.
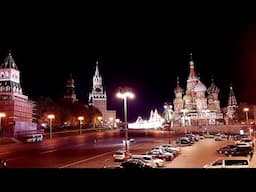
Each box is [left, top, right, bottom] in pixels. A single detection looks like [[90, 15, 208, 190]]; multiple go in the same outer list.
[[0, 51, 37, 137]]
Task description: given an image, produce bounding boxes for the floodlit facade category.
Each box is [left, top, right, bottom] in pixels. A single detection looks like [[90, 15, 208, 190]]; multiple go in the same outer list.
[[128, 109, 165, 129], [64, 73, 78, 103], [88, 61, 116, 122], [0, 51, 37, 137], [173, 53, 225, 126]]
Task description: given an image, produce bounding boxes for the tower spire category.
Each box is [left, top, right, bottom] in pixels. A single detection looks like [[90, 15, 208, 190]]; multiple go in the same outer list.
[[177, 77, 180, 86], [228, 83, 238, 107], [211, 75, 214, 82], [95, 60, 100, 77], [188, 52, 197, 79]]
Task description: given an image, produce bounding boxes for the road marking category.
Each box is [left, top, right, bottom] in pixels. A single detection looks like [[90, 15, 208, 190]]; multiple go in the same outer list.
[[40, 149, 58, 154], [59, 151, 114, 168]]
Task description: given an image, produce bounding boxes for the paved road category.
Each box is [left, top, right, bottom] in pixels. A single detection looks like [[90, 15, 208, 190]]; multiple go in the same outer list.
[[0, 129, 254, 168], [0, 129, 179, 168]]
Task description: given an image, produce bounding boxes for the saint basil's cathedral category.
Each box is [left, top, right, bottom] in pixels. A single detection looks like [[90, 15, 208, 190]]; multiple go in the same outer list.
[[173, 53, 238, 126]]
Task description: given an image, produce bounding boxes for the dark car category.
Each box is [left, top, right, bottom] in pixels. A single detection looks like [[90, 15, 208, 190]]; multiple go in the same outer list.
[[121, 159, 152, 168], [229, 146, 253, 156], [216, 145, 237, 154]]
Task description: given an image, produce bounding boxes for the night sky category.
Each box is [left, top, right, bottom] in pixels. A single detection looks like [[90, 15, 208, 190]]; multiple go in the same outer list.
[[0, 10, 255, 122]]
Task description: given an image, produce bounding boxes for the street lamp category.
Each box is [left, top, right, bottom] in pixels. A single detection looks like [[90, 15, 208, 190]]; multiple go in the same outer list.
[[243, 108, 250, 136], [47, 114, 55, 139], [116, 87, 135, 153], [78, 116, 84, 135], [109, 117, 114, 128], [180, 109, 189, 133], [0, 112, 6, 135], [97, 116, 102, 131], [163, 103, 175, 144]]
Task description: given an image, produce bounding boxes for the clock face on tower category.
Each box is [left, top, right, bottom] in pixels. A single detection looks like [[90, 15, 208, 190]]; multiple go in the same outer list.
[[95, 87, 102, 92]]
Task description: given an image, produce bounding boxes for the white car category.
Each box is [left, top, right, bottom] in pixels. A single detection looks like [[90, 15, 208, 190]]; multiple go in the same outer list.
[[236, 138, 254, 148], [113, 150, 132, 161], [132, 155, 165, 167], [204, 157, 250, 168], [159, 144, 181, 154]]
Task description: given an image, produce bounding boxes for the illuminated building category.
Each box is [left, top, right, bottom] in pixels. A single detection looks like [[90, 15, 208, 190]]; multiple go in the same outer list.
[[226, 84, 238, 121], [64, 73, 78, 103], [88, 61, 116, 122], [173, 53, 224, 125], [0, 51, 37, 137]]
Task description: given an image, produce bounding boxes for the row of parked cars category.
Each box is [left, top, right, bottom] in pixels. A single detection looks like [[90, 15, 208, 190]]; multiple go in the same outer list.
[[113, 144, 181, 168], [216, 137, 254, 157], [204, 136, 255, 168], [175, 133, 203, 146]]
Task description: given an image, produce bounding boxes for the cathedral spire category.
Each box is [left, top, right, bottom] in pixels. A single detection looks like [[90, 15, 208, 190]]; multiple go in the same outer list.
[[188, 53, 197, 79], [211, 75, 214, 82]]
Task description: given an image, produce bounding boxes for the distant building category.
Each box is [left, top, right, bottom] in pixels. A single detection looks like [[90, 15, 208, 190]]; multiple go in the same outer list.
[[88, 61, 116, 122], [64, 73, 78, 103], [0, 51, 37, 137], [173, 53, 224, 126], [226, 84, 238, 120]]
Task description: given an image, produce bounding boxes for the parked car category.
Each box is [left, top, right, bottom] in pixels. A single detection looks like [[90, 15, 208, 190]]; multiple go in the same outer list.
[[214, 136, 224, 141], [120, 158, 153, 168], [113, 150, 132, 161], [159, 144, 181, 154], [229, 146, 253, 157], [236, 138, 254, 148], [203, 133, 215, 138], [204, 157, 250, 168], [176, 137, 193, 146], [132, 155, 165, 167], [146, 150, 174, 161], [216, 144, 237, 154], [185, 134, 199, 142]]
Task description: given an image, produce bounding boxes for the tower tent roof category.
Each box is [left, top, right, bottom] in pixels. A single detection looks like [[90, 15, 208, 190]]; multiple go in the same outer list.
[[0, 51, 18, 70], [194, 80, 206, 92], [228, 84, 238, 107]]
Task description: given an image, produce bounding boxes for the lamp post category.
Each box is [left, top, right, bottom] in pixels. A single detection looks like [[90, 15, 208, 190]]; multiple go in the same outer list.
[[0, 112, 6, 135], [163, 103, 175, 144], [78, 116, 84, 135], [97, 116, 102, 131], [47, 114, 55, 139], [116, 87, 135, 153], [243, 108, 250, 136], [180, 109, 188, 134]]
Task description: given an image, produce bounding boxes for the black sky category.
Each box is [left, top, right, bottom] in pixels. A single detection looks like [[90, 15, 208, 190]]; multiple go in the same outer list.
[[0, 8, 255, 122]]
